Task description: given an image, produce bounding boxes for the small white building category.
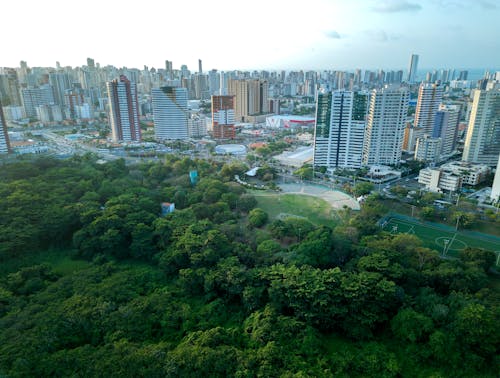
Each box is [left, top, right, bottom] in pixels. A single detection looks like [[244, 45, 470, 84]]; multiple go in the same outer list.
[[418, 161, 490, 193], [418, 168, 462, 193]]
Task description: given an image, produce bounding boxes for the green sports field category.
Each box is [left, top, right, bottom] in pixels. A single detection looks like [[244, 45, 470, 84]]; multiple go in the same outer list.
[[252, 192, 339, 227], [381, 215, 500, 264]]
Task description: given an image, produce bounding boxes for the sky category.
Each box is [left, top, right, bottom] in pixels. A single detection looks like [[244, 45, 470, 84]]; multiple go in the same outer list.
[[2, 0, 499, 71]]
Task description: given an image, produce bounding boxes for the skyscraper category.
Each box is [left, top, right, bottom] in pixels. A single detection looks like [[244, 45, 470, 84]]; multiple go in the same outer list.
[[462, 89, 500, 166], [0, 100, 11, 154], [407, 54, 419, 84], [198, 59, 203, 74], [227, 79, 269, 122], [212, 95, 236, 139], [106, 75, 141, 142], [433, 104, 460, 156], [362, 86, 409, 166], [313, 90, 367, 169], [152, 86, 189, 140], [414, 82, 443, 133]]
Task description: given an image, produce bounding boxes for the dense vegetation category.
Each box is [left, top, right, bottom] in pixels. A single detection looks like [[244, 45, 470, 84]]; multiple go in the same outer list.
[[0, 155, 498, 377]]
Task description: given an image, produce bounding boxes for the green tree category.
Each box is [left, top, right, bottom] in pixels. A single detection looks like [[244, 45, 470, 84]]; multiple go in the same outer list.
[[248, 208, 269, 228]]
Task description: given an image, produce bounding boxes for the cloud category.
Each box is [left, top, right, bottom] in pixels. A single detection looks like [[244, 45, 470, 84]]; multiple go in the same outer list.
[[478, 0, 496, 9], [363, 29, 401, 42], [372, 0, 422, 12], [323, 30, 341, 39]]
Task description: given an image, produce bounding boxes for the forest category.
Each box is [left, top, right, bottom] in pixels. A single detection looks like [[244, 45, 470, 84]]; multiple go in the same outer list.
[[0, 154, 498, 377]]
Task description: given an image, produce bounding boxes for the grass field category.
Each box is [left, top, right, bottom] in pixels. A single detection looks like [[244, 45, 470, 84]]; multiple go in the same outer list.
[[381, 215, 500, 264], [252, 192, 339, 227]]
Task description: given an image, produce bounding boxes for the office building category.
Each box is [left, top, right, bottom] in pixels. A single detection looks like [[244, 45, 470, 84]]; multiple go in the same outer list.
[[414, 82, 443, 133], [407, 54, 419, 83], [313, 90, 368, 169], [0, 101, 11, 153], [106, 75, 141, 142], [212, 95, 236, 139], [462, 89, 500, 166], [152, 86, 188, 140], [362, 86, 409, 166], [433, 104, 460, 155], [198, 59, 203, 74]]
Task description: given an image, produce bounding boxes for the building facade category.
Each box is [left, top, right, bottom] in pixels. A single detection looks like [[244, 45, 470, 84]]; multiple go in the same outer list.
[[414, 82, 443, 134], [106, 75, 141, 142], [434, 104, 460, 156], [152, 86, 188, 140], [407, 54, 419, 83], [0, 101, 11, 153], [362, 86, 409, 166], [414, 134, 442, 163], [313, 90, 367, 169], [211, 95, 235, 139], [462, 89, 500, 166]]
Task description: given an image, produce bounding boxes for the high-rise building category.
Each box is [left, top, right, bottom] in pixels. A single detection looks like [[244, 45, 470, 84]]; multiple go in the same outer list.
[[313, 90, 368, 169], [414, 82, 443, 133], [49, 72, 71, 106], [433, 104, 460, 156], [414, 134, 442, 163], [227, 79, 269, 121], [152, 86, 188, 140], [0, 100, 11, 154], [491, 154, 500, 202], [407, 54, 419, 83], [106, 75, 141, 142], [211, 95, 236, 139], [462, 89, 500, 166], [198, 59, 203, 74], [21, 85, 56, 118], [362, 86, 409, 166]]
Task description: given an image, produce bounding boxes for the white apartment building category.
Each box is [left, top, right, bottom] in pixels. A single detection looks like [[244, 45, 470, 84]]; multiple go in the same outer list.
[[362, 86, 409, 166], [414, 82, 443, 133], [462, 89, 500, 166], [414, 134, 442, 163]]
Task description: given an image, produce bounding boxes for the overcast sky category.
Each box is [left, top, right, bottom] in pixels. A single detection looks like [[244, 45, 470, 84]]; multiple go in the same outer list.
[[2, 0, 499, 71]]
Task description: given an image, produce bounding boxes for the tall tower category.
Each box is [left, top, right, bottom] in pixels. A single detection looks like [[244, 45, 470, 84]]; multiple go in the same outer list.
[[414, 82, 443, 133], [462, 89, 500, 166], [211, 95, 235, 139], [198, 59, 203, 74], [313, 90, 367, 169], [152, 86, 189, 140], [434, 104, 460, 156], [106, 75, 141, 142], [0, 100, 11, 154], [407, 54, 419, 84], [362, 86, 409, 166]]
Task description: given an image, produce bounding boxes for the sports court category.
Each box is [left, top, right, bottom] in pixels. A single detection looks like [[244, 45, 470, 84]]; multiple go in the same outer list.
[[380, 214, 500, 265]]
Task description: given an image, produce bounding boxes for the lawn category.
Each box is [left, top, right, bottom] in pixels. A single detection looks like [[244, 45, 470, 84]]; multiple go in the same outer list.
[[381, 214, 500, 264], [252, 192, 338, 227]]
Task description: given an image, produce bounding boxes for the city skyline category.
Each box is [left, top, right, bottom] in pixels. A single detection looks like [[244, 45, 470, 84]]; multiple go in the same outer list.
[[2, 0, 499, 71]]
